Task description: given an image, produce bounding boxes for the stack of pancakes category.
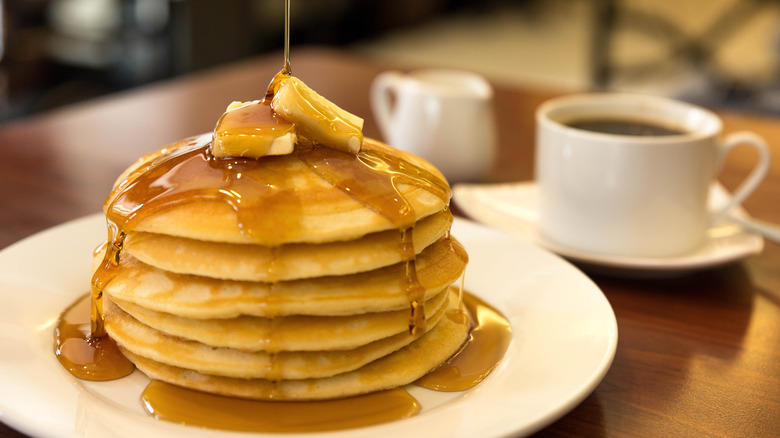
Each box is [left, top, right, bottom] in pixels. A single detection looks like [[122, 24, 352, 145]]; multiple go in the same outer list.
[[98, 135, 470, 400]]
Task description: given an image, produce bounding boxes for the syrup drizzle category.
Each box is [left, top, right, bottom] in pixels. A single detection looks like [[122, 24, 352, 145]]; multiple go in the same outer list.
[[296, 143, 449, 336], [283, 0, 291, 75]]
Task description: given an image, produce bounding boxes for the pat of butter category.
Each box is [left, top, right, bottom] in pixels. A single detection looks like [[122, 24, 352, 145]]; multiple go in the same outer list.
[[212, 75, 365, 159], [272, 77, 363, 154], [212, 101, 297, 159]]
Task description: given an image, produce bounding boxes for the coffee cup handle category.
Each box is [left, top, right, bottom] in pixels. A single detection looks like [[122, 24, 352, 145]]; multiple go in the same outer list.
[[711, 131, 771, 223], [370, 71, 405, 141]]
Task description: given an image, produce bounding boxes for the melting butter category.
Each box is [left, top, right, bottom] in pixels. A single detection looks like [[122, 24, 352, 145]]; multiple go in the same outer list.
[[213, 73, 364, 159], [272, 76, 363, 154], [212, 100, 296, 158]]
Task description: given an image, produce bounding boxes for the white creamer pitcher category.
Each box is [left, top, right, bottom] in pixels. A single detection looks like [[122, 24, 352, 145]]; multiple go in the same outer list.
[[371, 69, 497, 183]]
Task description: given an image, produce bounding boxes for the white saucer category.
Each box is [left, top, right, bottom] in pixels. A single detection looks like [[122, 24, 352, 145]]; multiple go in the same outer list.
[[453, 181, 764, 275]]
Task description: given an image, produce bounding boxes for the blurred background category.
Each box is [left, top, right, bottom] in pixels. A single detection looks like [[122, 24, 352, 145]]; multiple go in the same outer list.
[[1, 0, 779, 122]]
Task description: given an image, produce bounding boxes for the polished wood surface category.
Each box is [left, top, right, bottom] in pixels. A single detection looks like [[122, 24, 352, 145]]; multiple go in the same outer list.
[[1, 48, 778, 437]]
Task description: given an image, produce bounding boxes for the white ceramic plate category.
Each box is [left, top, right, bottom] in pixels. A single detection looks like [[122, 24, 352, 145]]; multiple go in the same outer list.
[[453, 181, 764, 276], [0, 214, 617, 438]]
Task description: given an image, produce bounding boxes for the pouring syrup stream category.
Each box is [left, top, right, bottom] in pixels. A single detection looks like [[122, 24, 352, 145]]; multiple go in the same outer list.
[[283, 0, 291, 75]]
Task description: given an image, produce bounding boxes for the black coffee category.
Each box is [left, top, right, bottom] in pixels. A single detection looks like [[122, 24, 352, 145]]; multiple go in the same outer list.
[[564, 117, 687, 136]]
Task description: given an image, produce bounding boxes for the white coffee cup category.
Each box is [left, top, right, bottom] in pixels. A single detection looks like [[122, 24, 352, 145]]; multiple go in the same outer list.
[[535, 93, 771, 258], [371, 69, 497, 183]]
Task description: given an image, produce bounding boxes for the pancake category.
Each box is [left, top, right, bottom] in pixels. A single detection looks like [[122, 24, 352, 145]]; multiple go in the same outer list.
[[108, 289, 448, 352], [104, 289, 452, 380], [100, 237, 466, 318], [119, 288, 471, 400], [123, 209, 452, 282], [109, 136, 449, 246]]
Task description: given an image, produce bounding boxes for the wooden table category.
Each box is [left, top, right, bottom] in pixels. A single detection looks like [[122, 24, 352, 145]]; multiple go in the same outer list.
[[1, 48, 778, 437]]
